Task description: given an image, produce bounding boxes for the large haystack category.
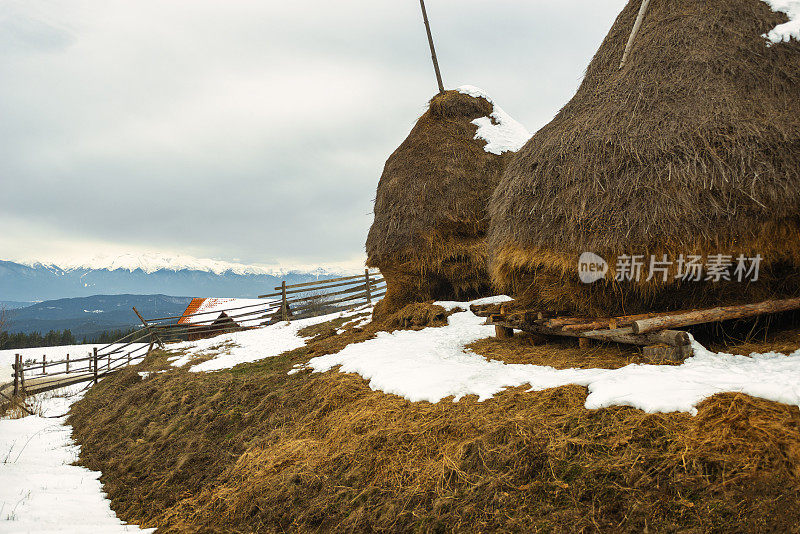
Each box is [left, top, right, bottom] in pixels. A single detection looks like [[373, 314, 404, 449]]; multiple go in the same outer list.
[[367, 87, 529, 317], [489, 0, 800, 316]]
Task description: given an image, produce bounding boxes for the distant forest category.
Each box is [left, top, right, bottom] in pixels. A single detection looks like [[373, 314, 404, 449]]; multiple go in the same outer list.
[[0, 327, 137, 350]]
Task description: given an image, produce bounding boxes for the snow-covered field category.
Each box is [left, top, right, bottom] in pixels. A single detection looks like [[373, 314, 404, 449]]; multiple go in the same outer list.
[[0, 344, 149, 386], [171, 295, 800, 416], [169, 305, 373, 372], [0, 385, 153, 533]]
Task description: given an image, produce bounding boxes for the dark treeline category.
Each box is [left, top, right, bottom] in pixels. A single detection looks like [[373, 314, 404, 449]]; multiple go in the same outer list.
[[0, 327, 138, 350]]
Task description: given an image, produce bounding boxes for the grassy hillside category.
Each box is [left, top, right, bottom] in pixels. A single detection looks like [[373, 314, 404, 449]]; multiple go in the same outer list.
[[67, 307, 800, 533]]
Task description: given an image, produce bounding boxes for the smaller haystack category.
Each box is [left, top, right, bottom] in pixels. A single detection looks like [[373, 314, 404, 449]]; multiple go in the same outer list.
[[366, 86, 529, 318]]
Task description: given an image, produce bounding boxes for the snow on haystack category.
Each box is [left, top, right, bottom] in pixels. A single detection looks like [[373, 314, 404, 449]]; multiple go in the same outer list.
[[762, 0, 800, 43], [456, 85, 531, 155], [0, 385, 153, 533], [301, 297, 800, 415]]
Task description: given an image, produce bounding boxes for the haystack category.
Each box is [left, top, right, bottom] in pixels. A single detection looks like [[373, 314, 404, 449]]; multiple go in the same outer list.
[[488, 0, 800, 316], [367, 87, 529, 317]]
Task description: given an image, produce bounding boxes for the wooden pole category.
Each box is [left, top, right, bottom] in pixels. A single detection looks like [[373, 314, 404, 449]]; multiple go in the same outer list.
[[619, 0, 651, 69], [632, 297, 800, 334], [13, 355, 19, 397], [419, 0, 445, 93], [66, 353, 70, 374], [281, 281, 289, 322], [107, 351, 111, 371], [133, 306, 164, 348], [42, 355, 46, 374], [93, 348, 99, 385], [364, 269, 372, 305]]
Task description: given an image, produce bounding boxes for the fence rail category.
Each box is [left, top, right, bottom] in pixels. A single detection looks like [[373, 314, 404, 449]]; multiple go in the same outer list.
[[3, 268, 384, 402]]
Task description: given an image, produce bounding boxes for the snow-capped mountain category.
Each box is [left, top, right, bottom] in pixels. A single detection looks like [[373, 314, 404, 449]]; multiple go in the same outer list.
[[0, 254, 366, 302]]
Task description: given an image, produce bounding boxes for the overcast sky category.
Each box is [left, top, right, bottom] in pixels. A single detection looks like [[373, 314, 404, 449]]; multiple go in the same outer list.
[[1, 0, 626, 268]]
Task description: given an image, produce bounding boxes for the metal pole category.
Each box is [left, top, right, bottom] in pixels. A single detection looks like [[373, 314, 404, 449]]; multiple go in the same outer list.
[[419, 0, 445, 93]]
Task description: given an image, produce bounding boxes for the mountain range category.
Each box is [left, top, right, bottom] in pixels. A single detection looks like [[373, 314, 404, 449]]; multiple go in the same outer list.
[[0, 253, 364, 302], [5, 294, 193, 338]]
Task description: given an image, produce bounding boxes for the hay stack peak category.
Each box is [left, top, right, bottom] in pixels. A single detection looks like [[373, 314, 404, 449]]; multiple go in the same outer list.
[[367, 87, 529, 317], [488, 0, 800, 315]]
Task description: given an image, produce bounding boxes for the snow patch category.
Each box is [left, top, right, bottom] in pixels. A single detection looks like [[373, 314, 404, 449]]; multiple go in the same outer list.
[[169, 305, 374, 372], [302, 297, 800, 414], [762, 0, 800, 43], [0, 386, 154, 532], [456, 85, 531, 155]]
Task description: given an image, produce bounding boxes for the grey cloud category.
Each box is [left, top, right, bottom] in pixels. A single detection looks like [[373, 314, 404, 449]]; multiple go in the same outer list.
[[1, 0, 626, 265]]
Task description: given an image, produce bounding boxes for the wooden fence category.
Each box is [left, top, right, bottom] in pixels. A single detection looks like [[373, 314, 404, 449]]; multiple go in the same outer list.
[[4, 269, 385, 400]]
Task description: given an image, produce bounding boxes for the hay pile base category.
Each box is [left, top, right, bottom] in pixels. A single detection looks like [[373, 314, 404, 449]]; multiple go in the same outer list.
[[67, 319, 800, 533]]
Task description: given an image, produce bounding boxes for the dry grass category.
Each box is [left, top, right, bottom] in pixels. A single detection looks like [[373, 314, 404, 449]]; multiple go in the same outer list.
[[67, 310, 800, 533]]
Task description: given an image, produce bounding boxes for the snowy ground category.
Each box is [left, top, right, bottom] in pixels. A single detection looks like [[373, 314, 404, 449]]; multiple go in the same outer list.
[[0, 344, 149, 386], [168, 295, 800, 415], [302, 297, 800, 415], [0, 385, 153, 533], [169, 305, 373, 372]]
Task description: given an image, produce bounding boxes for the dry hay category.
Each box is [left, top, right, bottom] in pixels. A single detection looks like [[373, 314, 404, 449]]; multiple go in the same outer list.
[[381, 301, 460, 330], [367, 90, 512, 318], [69, 325, 800, 533], [488, 0, 800, 316]]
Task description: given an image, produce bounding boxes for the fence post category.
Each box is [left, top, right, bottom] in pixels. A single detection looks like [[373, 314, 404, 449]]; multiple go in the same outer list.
[[66, 353, 70, 374], [93, 348, 99, 384], [364, 269, 372, 305], [88, 351, 92, 372], [128, 353, 131, 366], [42, 355, 46, 374], [281, 281, 289, 322], [107, 351, 111, 371], [13, 355, 19, 397]]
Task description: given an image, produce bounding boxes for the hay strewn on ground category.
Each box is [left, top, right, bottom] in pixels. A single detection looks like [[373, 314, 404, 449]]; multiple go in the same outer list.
[[488, 0, 800, 315], [366, 90, 511, 319], [68, 316, 800, 533]]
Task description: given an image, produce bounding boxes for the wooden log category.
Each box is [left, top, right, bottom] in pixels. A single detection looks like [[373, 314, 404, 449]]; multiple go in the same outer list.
[[498, 318, 690, 348], [631, 297, 800, 334], [546, 317, 592, 328], [562, 320, 613, 332], [495, 325, 514, 339], [643, 344, 682, 362]]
